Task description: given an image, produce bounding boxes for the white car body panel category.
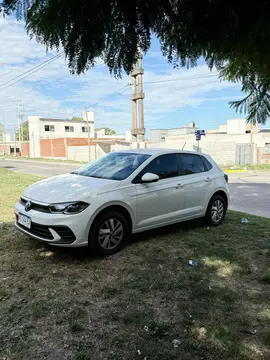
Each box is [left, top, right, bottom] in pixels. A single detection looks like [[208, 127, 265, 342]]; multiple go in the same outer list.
[[14, 149, 229, 248]]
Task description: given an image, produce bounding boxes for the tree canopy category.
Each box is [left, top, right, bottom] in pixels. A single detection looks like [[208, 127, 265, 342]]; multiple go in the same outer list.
[[96, 127, 116, 135], [71, 116, 83, 121], [16, 121, 29, 141], [2, 0, 270, 123]]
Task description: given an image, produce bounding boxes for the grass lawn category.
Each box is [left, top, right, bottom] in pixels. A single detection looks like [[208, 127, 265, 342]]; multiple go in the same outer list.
[[0, 169, 270, 360]]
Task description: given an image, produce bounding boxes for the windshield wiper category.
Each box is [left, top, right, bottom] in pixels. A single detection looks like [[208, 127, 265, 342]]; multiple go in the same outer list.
[[89, 175, 105, 179]]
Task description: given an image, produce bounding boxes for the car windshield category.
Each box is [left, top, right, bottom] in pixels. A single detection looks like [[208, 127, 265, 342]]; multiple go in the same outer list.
[[74, 152, 151, 180]]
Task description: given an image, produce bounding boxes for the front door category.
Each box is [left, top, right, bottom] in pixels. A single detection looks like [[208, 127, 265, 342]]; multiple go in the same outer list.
[[134, 154, 185, 229]]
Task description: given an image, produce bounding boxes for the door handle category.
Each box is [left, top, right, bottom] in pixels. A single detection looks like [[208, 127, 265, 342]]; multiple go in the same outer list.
[[205, 177, 211, 182], [175, 183, 184, 189]]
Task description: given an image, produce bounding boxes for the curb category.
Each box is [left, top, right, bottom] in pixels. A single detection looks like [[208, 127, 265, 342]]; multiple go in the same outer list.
[[223, 170, 245, 173]]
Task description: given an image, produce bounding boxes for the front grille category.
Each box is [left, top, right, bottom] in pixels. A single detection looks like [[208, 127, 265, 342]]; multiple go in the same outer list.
[[20, 197, 50, 213], [16, 215, 76, 243]]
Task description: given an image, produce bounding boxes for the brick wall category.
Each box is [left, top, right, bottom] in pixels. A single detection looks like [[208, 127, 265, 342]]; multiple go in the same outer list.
[[40, 139, 51, 157], [258, 147, 270, 164], [21, 143, 30, 157], [40, 138, 66, 158], [66, 138, 89, 146], [0, 144, 10, 155]]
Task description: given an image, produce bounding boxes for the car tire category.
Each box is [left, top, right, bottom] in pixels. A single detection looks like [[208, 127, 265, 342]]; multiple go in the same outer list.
[[89, 211, 130, 255], [205, 194, 227, 226]]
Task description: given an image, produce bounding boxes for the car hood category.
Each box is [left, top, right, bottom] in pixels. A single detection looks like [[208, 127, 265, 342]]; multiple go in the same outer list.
[[22, 173, 120, 204]]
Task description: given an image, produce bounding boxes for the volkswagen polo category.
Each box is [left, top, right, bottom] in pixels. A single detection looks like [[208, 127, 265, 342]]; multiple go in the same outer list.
[[15, 149, 229, 254]]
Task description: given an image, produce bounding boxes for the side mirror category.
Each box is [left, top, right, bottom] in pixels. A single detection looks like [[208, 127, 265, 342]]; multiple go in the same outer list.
[[141, 172, 159, 183]]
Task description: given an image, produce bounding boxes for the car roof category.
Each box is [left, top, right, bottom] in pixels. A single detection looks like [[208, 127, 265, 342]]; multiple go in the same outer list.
[[115, 148, 208, 157]]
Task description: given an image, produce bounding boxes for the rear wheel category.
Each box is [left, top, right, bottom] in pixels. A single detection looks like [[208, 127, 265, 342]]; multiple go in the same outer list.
[[89, 211, 130, 255], [205, 194, 227, 226]]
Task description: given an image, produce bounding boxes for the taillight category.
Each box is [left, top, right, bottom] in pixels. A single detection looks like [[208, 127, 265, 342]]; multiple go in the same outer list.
[[224, 174, 228, 183]]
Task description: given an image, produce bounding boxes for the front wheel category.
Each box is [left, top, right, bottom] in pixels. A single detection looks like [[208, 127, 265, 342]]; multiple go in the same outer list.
[[89, 211, 130, 255], [205, 195, 227, 226]]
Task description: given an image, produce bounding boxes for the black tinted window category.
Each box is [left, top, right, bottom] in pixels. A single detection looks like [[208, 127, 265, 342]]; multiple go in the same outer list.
[[182, 154, 206, 174], [201, 156, 213, 171], [141, 154, 179, 180]]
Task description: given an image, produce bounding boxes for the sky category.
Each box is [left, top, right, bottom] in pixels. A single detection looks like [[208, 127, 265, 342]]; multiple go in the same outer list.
[[0, 16, 268, 137]]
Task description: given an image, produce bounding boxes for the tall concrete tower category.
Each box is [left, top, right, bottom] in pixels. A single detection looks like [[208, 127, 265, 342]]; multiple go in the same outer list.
[[130, 48, 145, 144]]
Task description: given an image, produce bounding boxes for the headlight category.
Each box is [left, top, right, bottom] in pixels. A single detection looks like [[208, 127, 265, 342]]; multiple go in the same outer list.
[[49, 201, 89, 215]]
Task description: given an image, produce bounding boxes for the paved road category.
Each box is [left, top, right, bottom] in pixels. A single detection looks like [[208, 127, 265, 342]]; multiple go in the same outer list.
[[1, 159, 270, 218], [0, 158, 79, 177]]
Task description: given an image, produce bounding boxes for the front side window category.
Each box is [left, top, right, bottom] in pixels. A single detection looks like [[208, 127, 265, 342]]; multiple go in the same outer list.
[[65, 126, 74, 132], [74, 152, 150, 180], [182, 154, 206, 174], [140, 154, 179, 180]]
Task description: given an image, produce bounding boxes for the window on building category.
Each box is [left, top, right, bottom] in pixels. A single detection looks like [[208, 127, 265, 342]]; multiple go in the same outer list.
[[65, 126, 74, 132], [82, 126, 90, 133], [181, 154, 206, 175], [139, 154, 179, 180], [44, 125, 55, 132]]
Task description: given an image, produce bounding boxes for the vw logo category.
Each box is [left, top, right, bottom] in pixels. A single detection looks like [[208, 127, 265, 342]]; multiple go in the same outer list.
[[25, 201, 32, 212]]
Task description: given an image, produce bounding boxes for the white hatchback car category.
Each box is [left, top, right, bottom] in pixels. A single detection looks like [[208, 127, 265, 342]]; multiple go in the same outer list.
[[15, 149, 229, 254]]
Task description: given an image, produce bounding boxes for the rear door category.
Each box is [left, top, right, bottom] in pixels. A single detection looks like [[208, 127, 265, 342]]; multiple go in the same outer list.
[[134, 154, 185, 228], [177, 153, 213, 217]]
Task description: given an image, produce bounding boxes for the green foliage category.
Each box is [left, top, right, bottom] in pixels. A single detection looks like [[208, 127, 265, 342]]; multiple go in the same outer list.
[[16, 121, 29, 141], [96, 127, 116, 135], [2, 0, 270, 123], [71, 116, 83, 121]]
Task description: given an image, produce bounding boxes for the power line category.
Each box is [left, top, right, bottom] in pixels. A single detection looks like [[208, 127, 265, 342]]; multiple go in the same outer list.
[[143, 73, 218, 85], [1, 61, 105, 88], [0, 51, 47, 81], [0, 52, 64, 93]]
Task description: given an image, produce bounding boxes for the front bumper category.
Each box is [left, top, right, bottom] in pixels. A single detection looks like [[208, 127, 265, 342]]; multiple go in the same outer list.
[[14, 201, 89, 247]]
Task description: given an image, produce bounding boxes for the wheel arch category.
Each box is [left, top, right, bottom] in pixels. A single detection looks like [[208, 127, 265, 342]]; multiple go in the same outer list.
[[209, 190, 228, 210], [88, 202, 134, 233]]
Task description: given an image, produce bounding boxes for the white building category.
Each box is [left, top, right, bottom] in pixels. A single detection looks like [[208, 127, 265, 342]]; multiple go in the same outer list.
[[0, 123, 11, 143], [149, 122, 197, 142], [28, 111, 94, 158]]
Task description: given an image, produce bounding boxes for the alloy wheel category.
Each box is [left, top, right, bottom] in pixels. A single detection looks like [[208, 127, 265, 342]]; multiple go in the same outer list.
[[98, 218, 124, 250], [211, 200, 224, 224]]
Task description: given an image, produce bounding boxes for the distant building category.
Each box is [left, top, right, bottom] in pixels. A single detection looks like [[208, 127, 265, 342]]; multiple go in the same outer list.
[[0, 123, 11, 143], [207, 118, 259, 134], [149, 122, 197, 142], [28, 112, 94, 157]]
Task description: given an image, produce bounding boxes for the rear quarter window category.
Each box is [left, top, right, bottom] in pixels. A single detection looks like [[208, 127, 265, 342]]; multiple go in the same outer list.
[[201, 156, 213, 171]]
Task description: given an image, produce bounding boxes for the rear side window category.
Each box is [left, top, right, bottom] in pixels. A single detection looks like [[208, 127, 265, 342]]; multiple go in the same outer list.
[[182, 154, 206, 174], [139, 154, 179, 180], [201, 156, 213, 171]]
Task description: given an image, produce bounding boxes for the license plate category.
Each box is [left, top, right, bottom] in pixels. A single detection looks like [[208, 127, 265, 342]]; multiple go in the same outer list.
[[18, 213, 31, 229]]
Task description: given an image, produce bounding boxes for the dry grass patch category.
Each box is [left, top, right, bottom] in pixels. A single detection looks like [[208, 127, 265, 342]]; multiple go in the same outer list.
[[0, 169, 270, 360]]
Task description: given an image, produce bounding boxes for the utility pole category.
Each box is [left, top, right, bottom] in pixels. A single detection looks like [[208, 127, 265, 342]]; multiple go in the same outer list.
[[85, 106, 91, 162], [130, 47, 145, 146], [13, 124, 16, 157], [17, 100, 23, 154], [249, 94, 254, 165]]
